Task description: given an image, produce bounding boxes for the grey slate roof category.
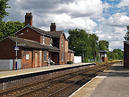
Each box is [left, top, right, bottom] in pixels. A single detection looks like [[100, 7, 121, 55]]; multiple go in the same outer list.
[[68, 49, 74, 53], [9, 36, 60, 52], [29, 25, 63, 38]]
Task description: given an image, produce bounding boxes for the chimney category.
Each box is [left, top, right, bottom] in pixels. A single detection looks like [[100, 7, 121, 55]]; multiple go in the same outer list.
[[25, 12, 33, 26], [50, 23, 56, 31]]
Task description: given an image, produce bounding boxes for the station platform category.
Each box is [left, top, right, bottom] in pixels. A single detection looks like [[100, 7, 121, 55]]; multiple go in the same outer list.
[[0, 63, 93, 79], [70, 63, 129, 97]]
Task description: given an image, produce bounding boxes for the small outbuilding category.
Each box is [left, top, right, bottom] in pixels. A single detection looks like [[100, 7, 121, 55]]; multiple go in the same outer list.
[[99, 50, 108, 62]]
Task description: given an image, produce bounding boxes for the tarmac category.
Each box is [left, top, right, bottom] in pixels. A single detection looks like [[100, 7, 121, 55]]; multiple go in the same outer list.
[[70, 63, 129, 97]]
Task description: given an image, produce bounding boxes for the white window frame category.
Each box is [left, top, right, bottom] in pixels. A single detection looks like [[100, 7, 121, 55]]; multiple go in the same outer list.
[[50, 38, 53, 46], [26, 54, 29, 60], [42, 36, 45, 45], [43, 51, 47, 62], [61, 39, 63, 48], [61, 53, 64, 62]]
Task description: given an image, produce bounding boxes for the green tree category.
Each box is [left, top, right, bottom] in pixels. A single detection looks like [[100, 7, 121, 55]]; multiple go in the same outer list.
[[124, 26, 129, 41], [107, 49, 123, 60], [99, 40, 109, 51], [89, 34, 99, 61], [68, 29, 99, 62], [0, 21, 24, 39], [0, 0, 9, 21]]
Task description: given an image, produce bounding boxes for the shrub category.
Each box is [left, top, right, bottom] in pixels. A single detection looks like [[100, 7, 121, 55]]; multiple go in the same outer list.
[[67, 61, 73, 64]]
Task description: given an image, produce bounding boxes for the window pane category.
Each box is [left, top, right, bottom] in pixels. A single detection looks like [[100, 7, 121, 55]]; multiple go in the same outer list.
[[44, 51, 47, 61], [26, 54, 29, 60]]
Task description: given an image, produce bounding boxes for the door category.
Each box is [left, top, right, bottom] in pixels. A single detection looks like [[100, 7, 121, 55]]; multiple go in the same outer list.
[[35, 53, 38, 67]]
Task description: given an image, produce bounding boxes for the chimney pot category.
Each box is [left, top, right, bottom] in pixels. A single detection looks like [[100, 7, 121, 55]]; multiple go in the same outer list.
[[25, 12, 33, 26], [50, 23, 56, 31]]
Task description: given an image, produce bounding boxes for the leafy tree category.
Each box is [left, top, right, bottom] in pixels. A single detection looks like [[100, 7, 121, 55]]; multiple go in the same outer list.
[[0, 0, 9, 21], [89, 34, 99, 61], [99, 40, 109, 51], [124, 26, 129, 41], [0, 21, 24, 39], [68, 29, 99, 62], [107, 49, 123, 60]]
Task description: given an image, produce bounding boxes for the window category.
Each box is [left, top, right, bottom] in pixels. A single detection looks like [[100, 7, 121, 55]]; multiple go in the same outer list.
[[61, 53, 64, 62], [43, 51, 47, 62], [50, 38, 53, 46], [26, 54, 29, 60], [61, 39, 63, 48], [42, 36, 45, 44]]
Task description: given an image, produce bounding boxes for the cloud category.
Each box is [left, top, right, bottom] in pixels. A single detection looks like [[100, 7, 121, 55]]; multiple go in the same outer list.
[[103, 2, 111, 9], [106, 13, 129, 27], [117, 0, 129, 8], [5, 0, 128, 50], [58, 0, 103, 18]]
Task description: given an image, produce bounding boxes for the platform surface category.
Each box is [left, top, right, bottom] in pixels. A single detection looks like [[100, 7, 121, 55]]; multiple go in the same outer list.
[[70, 63, 129, 97], [0, 63, 92, 79]]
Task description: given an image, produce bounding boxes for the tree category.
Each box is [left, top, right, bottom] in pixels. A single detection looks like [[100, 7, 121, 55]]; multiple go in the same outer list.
[[0, 21, 24, 39], [68, 29, 88, 57], [89, 34, 99, 61], [124, 26, 129, 41], [107, 49, 123, 60], [68, 29, 99, 62], [0, 0, 9, 21], [99, 40, 109, 51]]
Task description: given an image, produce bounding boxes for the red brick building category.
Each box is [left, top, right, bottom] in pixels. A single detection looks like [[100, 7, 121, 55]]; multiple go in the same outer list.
[[0, 13, 74, 70]]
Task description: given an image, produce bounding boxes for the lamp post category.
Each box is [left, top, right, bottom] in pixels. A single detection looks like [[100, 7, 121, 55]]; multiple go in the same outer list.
[[14, 35, 19, 70]]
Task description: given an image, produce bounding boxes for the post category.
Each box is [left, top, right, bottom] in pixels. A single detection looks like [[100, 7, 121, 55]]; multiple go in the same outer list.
[[16, 36, 18, 70], [15, 36, 19, 70]]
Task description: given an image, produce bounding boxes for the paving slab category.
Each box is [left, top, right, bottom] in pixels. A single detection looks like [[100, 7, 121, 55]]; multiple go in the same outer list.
[[70, 63, 129, 97], [0, 63, 93, 79]]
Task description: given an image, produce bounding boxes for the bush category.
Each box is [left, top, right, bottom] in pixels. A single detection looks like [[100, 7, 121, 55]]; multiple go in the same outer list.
[[67, 61, 73, 64]]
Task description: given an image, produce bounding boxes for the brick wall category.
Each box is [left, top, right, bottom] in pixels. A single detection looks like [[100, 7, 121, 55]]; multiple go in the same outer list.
[[59, 34, 66, 64], [124, 42, 129, 67], [0, 39, 21, 59], [21, 50, 33, 69], [40, 35, 51, 46], [16, 27, 41, 43]]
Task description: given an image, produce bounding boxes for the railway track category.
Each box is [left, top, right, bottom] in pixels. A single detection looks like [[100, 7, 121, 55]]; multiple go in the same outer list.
[[0, 62, 119, 97]]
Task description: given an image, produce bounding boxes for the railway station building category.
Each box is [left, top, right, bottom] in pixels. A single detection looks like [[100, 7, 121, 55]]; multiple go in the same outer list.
[[0, 13, 74, 70]]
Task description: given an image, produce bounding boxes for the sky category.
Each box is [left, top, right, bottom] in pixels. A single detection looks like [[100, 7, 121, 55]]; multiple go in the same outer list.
[[4, 0, 129, 51]]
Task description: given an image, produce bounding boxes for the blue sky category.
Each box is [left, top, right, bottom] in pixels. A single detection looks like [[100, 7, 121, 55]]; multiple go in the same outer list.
[[5, 0, 129, 50]]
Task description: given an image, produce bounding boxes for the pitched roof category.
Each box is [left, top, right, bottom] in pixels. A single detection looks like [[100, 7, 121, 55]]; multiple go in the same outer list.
[[68, 49, 74, 53], [46, 31, 63, 38], [8, 36, 60, 52]]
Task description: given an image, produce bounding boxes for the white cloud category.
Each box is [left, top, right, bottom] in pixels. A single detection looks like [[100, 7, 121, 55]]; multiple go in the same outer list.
[[58, 0, 103, 18], [5, 0, 128, 50], [107, 13, 129, 27], [117, 0, 129, 8], [103, 2, 111, 9]]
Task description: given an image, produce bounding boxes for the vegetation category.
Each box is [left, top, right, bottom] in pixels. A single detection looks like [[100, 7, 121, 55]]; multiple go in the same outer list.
[[68, 29, 123, 62], [107, 49, 123, 60], [99, 40, 109, 51], [0, 21, 24, 39], [67, 61, 73, 64], [124, 26, 129, 41], [0, 0, 9, 21], [0, 0, 24, 40]]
